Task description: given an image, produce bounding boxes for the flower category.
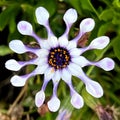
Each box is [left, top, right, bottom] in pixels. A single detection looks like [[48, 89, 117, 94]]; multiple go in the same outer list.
[[5, 7, 115, 112], [56, 108, 71, 120]]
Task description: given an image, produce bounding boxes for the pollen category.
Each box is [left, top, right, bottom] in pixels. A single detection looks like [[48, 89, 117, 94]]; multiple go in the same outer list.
[[51, 67, 55, 73], [48, 47, 71, 69]]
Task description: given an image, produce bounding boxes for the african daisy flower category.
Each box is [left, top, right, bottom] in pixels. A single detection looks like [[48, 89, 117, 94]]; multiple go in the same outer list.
[[5, 7, 115, 112]]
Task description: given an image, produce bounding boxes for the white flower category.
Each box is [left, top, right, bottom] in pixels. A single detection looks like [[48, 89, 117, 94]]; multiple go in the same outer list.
[[5, 7, 115, 112]]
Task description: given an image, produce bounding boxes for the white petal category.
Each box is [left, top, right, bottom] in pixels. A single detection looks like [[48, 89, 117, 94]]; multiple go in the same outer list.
[[78, 69, 103, 98], [48, 36, 58, 48], [68, 63, 81, 76], [5, 59, 22, 71], [61, 68, 71, 83], [35, 7, 49, 25], [17, 21, 33, 35], [70, 48, 80, 57], [63, 8, 77, 25], [48, 96, 60, 112], [66, 41, 77, 50], [52, 70, 61, 82], [44, 67, 55, 80], [10, 75, 27, 87], [36, 49, 49, 57], [71, 93, 84, 109], [86, 80, 103, 98], [58, 36, 68, 47], [80, 18, 95, 33], [96, 58, 115, 71], [71, 56, 89, 67], [35, 57, 47, 65], [61, 9, 77, 39], [9, 40, 27, 54], [40, 40, 51, 49], [35, 64, 48, 74], [35, 90, 45, 107], [89, 36, 110, 49]]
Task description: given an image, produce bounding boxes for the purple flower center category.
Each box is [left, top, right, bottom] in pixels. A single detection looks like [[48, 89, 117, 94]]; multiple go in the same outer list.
[[48, 47, 71, 69]]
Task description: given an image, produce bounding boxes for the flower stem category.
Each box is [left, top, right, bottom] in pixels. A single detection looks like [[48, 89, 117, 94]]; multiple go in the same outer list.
[[7, 83, 27, 116]]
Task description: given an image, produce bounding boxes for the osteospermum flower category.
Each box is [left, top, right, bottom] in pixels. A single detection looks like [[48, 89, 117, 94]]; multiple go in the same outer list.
[[5, 7, 115, 112]]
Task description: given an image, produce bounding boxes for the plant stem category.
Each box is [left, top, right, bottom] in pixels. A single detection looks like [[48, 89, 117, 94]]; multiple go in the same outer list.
[[7, 83, 27, 116]]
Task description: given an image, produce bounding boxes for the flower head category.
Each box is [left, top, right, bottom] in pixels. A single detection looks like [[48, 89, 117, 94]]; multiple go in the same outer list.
[[5, 7, 115, 112]]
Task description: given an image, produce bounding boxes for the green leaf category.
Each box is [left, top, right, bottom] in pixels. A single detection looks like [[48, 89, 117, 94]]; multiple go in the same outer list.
[[0, 45, 13, 56], [99, 9, 114, 21], [66, 0, 82, 14], [113, 0, 120, 8], [112, 11, 120, 25], [0, 4, 19, 31], [9, 14, 16, 33], [82, 89, 98, 110], [98, 22, 112, 36], [67, 0, 98, 16], [21, 4, 35, 17], [0, 1, 11, 7], [79, 0, 96, 12], [36, 0, 57, 16], [113, 36, 120, 60]]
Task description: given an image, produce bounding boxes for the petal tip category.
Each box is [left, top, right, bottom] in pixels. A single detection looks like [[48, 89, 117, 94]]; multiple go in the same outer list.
[[35, 90, 45, 107], [71, 93, 84, 109], [63, 8, 77, 25], [5, 59, 21, 71], [10, 75, 26, 87], [98, 58, 115, 71], [9, 40, 26, 54], [17, 21, 33, 35], [86, 81, 103, 98], [48, 96, 60, 112], [89, 36, 110, 49], [35, 7, 49, 25], [80, 18, 95, 33]]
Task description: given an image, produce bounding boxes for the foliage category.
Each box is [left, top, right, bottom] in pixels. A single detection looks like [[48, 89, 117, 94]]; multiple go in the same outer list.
[[0, 0, 120, 120]]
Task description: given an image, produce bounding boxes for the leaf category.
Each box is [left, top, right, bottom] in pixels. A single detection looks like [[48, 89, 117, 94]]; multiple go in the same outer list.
[[36, 0, 57, 16], [99, 9, 114, 21], [0, 4, 19, 31], [67, 0, 98, 16], [112, 11, 120, 25], [9, 14, 16, 33], [113, 36, 120, 60], [21, 4, 35, 18], [98, 22, 112, 36], [0, 45, 13, 56], [113, 0, 120, 8], [82, 88, 98, 110], [79, 0, 96, 12], [66, 0, 82, 14]]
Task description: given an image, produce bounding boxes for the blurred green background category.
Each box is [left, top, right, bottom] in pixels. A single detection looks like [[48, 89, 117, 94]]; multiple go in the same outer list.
[[0, 0, 120, 120]]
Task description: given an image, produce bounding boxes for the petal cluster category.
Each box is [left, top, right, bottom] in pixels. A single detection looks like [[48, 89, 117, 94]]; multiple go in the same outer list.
[[5, 7, 115, 112]]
